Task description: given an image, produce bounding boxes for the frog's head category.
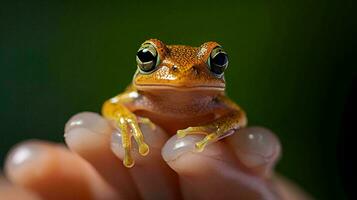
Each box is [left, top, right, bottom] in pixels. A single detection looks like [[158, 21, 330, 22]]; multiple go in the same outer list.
[[133, 39, 228, 93]]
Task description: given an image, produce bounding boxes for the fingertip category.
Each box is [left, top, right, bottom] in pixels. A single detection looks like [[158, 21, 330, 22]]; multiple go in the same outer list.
[[111, 122, 168, 164], [65, 127, 108, 153], [161, 135, 235, 175], [5, 140, 119, 200], [161, 135, 279, 199], [111, 123, 180, 200], [227, 127, 281, 177], [64, 113, 140, 199], [5, 140, 52, 182], [65, 112, 112, 135], [161, 135, 204, 163], [64, 112, 113, 152]]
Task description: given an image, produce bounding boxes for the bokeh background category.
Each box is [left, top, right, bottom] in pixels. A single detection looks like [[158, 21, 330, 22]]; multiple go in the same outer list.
[[1, 0, 355, 199]]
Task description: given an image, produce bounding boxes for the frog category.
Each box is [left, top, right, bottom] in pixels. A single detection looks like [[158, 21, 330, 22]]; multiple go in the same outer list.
[[102, 39, 247, 168]]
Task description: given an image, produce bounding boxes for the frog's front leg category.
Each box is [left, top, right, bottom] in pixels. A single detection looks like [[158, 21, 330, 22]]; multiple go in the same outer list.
[[177, 111, 247, 152], [102, 89, 154, 168]]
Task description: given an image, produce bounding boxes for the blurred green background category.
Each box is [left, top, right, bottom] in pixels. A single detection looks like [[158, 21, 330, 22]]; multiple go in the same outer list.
[[0, 0, 355, 199]]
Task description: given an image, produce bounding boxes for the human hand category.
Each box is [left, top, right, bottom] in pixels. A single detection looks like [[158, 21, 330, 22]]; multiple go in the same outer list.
[[1, 112, 312, 200]]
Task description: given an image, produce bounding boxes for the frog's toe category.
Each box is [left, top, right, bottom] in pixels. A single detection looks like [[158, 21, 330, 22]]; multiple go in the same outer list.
[[177, 126, 213, 138], [127, 119, 150, 157], [195, 133, 218, 152], [177, 129, 188, 138], [123, 148, 135, 168]]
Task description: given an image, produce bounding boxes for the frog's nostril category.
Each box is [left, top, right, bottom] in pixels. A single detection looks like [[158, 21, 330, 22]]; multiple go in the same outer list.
[[191, 66, 199, 76]]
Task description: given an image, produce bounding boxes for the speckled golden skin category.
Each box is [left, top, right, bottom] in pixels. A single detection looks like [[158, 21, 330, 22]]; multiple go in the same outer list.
[[102, 39, 247, 167]]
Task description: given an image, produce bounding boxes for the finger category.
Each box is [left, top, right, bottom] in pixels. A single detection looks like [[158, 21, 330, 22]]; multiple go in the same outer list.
[[0, 179, 41, 200], [226, 127, 281, 178], [64, 112, 139, 199], [111, 121, 181, 200], [4, 141, 118, 200], [162, 135, 280, 199]]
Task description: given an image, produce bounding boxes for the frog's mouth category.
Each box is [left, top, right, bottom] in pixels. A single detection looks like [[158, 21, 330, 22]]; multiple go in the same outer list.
[[135, 83, 225, 92]]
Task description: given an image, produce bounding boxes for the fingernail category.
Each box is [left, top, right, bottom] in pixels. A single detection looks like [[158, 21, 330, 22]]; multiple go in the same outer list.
[[5, 141, 43, 174], [162, 135, 204, 162], [111, 130, 126, 159], [64, 112, 112, 134], [228, 127, 281, 175], [64, 127, 105, 149]]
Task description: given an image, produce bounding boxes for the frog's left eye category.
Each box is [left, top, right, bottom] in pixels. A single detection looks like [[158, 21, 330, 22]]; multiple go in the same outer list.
[[136, 43, 159, 73], [208, 46, 228, 77]]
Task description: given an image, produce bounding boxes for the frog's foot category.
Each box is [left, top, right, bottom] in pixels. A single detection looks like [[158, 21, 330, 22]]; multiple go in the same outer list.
[[117, 115, 150, 168], [177, 126, 219, 152]]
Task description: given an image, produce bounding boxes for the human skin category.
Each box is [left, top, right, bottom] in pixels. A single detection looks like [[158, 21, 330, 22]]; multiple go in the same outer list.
[[1, 112, 312, 200]]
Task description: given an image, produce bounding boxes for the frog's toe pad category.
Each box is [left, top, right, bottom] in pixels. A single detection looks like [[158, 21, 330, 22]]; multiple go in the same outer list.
[[139, 143, 150, 156], [123, 156, 135, 168]]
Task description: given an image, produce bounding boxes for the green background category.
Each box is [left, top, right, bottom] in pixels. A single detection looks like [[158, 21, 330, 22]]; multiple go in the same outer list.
[[1, 0, 355, 199]]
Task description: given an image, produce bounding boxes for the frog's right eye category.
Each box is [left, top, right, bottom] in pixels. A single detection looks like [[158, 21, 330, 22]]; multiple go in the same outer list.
[[136, 43, 159, 73]]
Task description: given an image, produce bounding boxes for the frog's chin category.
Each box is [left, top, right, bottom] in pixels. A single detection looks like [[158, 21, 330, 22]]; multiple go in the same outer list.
[[135, 83, 225, 92]]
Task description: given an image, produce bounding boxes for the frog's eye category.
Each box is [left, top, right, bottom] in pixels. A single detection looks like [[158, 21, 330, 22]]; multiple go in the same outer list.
[[136, 43, 159, 73], [208, 46, 228, 77]]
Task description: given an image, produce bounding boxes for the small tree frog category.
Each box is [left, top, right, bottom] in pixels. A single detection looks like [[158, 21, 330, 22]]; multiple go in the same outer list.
[[102, 39, 247, 167]]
